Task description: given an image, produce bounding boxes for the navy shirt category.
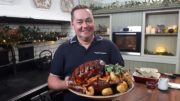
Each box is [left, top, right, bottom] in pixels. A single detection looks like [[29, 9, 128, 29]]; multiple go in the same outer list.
[[50, 35, 124, 101]]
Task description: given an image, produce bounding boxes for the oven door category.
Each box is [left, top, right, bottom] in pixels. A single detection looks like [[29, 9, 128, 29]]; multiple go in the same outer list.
[[112, 32, 141, 55]]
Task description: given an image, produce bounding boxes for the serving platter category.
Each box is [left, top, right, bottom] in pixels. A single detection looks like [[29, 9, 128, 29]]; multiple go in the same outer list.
[[68, 83, 134, 100]]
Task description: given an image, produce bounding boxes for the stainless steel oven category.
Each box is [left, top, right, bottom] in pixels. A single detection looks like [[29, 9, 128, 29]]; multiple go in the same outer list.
[[112, 31, 141, 55]]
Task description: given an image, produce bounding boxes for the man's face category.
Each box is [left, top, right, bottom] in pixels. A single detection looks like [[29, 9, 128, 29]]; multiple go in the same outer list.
[[71, 9, 94, 41]]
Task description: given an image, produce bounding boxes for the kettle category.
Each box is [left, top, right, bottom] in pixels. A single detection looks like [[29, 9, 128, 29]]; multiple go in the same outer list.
[[37, 50, 52, 70]]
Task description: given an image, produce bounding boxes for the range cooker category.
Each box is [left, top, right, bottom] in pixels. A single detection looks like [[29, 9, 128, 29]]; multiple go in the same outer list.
[[0, 59, 63, 101]]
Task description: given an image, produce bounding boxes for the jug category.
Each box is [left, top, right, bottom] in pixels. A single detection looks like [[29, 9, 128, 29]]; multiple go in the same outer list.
[[158, 78, 169, 90]]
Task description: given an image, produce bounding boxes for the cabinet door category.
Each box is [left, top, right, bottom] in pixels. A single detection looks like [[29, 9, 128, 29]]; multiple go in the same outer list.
[[111, 12, 143, 31], [143, 10, 179, 56]]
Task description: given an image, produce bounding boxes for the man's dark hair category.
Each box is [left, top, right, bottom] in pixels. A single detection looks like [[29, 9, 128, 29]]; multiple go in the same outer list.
[[71, 5, 92, 21]]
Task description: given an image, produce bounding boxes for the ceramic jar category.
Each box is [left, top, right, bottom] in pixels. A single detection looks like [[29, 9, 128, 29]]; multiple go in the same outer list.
[[158, 78, 169, 90]]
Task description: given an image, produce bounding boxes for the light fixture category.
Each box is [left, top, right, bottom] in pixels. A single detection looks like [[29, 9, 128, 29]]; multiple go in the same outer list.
[[155, 46, 166, 53]]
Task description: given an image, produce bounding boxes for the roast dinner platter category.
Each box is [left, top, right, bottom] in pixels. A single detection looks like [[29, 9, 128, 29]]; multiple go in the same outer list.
[[68, 60, 134, 100]]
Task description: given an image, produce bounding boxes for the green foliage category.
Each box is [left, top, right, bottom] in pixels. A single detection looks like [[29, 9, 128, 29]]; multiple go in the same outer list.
[[105, 64, 124, 75], [0, 24, 68, 45], [18, 26, 40, 42]]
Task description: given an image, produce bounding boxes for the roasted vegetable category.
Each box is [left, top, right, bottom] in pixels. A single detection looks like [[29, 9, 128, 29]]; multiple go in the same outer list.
[[86, 86, 95, 96], [101, 87, 113, 96], [110, 72, 119, 81], [116, 81, 128, 93]]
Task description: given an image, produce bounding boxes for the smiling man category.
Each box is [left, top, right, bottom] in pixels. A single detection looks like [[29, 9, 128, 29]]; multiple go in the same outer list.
[[48, 5, 124, 101], [71, 6, 95, 49]]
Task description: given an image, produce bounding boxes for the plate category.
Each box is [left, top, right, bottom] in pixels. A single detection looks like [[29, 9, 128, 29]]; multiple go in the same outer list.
[[168, 82, 180, 89], [68, 83, 134, 100]]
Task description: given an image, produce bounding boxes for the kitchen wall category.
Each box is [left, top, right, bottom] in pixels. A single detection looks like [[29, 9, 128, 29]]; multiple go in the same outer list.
[[13, 38, 66, 63], [1, 23, 73, 64], [125, 60, 176, 73], [111, 12, 143, 32], [0, 0, 77, 64], [94, 8, 180, 73], [0, 0, 71, 21]]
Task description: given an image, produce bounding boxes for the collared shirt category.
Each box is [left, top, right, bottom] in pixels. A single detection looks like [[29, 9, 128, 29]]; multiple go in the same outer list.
[[50, 35, 124, 78], [50, 35, 124, 101]]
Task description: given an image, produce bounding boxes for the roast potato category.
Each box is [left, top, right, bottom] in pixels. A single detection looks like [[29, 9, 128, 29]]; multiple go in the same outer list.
[[101, 87, 113, 96], [85, 86, 94, 96], [116, 81, 128, 93], [110, 72, 119, 81]]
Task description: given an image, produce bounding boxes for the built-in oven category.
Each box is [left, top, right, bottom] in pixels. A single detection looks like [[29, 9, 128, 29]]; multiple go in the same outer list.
[[112, 31, 141, 55]]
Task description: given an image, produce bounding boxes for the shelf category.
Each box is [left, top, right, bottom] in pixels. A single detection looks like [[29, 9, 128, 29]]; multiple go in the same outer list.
[[123, 54, 178, 64], [0, 17, 70, 24], [144, 53, 174, 56], [143, 10, 179, 58], [94, 14, 111, 40], [96, 34, 110, 40], [9, 83, 48, 101], [145, 33, 178, 36]]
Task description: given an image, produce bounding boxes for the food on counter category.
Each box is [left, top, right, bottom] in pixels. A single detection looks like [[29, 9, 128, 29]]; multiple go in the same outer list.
[[135, 68, 159, 78], [133, 67, 160, 83], [69, 60, 133, 96]]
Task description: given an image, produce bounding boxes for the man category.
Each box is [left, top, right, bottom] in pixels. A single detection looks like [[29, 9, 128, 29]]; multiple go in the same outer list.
[[48, 5, 124, 101]]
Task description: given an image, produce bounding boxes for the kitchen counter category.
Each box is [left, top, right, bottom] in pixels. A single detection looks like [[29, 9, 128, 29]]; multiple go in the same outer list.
[[0, 60, 50, 101], [8, 83, 49, 101], [113, 76, 180, 101]]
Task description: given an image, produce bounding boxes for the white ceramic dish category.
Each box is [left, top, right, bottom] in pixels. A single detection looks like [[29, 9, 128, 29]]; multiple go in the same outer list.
[[133, 67, 160, 83], [69, 83, 134, 100], [168, 82, 180, 89], [139, 67, 158, 73], [133, 71, 160, 79], [134, 67, 160, 78]]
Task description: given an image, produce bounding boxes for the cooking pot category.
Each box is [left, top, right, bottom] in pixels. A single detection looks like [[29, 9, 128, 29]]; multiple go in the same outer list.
[[36, 50, 52, 70]]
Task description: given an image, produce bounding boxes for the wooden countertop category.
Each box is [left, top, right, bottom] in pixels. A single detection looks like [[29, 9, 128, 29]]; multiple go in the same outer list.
[[113, 77, 180, 101]]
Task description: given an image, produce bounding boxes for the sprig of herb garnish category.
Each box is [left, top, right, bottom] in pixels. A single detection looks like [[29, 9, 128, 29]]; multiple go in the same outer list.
[[105, 64, 124, 74], [105, 64, 114, 72]]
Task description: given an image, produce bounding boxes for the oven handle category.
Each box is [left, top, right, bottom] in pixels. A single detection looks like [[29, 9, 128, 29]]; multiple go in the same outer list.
[[113, 32, 137, 35]]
